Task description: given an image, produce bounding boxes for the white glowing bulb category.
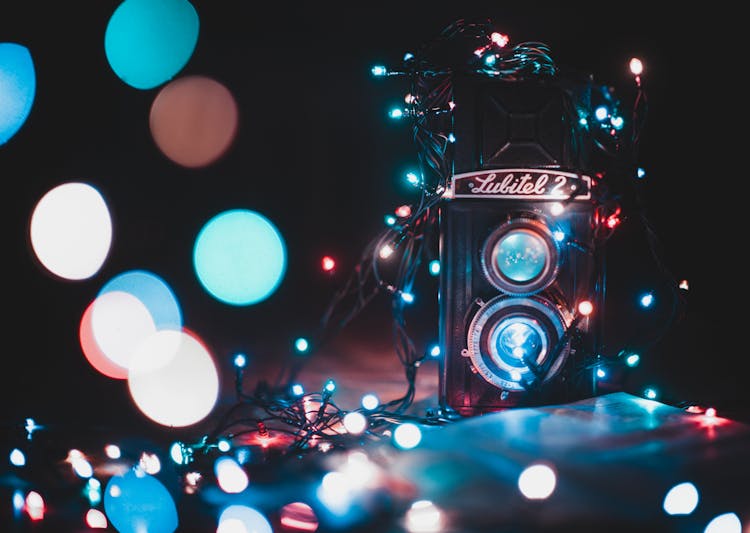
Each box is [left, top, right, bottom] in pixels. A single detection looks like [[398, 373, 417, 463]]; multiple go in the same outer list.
[[215, 457, 249, 493], [379, 244, 394, 259], [629, 57, 643, 76], [25, 491, 45, 521], [72, 457, 94, 478], [104, 444, 121, 459], [170, 442, 184, 464], [139, 452, 161, 475], [518, 463, 557, 500], [86, 508, 108, 529], [663, 482, 699, 515], [361, 394, 379, 410], [343, 412, 367, 435], [405, 499, 443, 533], [393, 423, 422, 449], [9, 448, 25, 467], [704, 512, 742, 533]]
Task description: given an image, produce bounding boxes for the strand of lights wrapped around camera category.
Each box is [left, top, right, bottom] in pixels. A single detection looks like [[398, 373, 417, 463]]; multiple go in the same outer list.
[[192, 17, 688, 459]]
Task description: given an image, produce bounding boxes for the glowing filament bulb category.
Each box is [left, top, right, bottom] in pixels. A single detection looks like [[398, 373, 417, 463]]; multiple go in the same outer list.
[[321, 255, 336, 272], [629, 57, 643, 76], [491, 32, 509, 47], [233, 353, 247, 368], [395, 205, 411, 218], [388, 108, 404, 119], [379, 244, 394, 259], [361, 394, 379, 410], [639, 292, 654, 308], [294, 337, 310, 353], [578, 300, 594, 316], [405, 172, 420, 186]]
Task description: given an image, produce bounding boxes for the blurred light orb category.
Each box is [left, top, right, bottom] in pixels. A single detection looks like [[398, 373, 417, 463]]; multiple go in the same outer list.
[[0, 42, 36, 145], [361, 393, 379, 410], [104, 0, 199, 89], [150, 75, 239, 168], [104, 469, 178, 533], [279, 502, 319, 532], [663, 481, 699, 515], [518, 463, 557, 500], [99, 270, 182, 331], [214, 457, 249, 494], [405, 500, 443, 533], [85, 508, 108, 529], [342, 412, 367, 435], [128, 329, 219, 427], [704, 512, 742, 533], [193, 209, 287, 306], [90, 290, 158, 371], [393, 423, 422, 449], [80, 298, 130, 379], [29, 182, 112, 280], [217, 505, 272, 533]]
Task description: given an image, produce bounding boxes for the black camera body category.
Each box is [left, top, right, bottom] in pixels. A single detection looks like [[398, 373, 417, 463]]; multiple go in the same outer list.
[[438, 73, 603, 415]]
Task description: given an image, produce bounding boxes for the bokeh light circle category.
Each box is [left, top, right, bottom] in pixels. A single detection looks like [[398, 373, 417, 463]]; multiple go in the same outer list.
[[104, 0, 199, 89], [218, 505, 272, 533], [128, 329, 219, 427], [0, 42, 36, 145], [517, 463, 557, 500], [99, 269, 182, 331], [193, 209, 287, 306], [104, 469, 178, 533], [91, 290, 158, 370], [29, 182, 112, 280], [150, 75, 239, 168]]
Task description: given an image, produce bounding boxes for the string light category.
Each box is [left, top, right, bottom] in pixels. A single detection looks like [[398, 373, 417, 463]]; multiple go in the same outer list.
[[6, 17, 698, 532]]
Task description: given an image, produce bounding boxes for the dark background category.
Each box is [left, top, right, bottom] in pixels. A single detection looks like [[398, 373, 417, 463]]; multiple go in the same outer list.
[[1, 1, 745, 448]]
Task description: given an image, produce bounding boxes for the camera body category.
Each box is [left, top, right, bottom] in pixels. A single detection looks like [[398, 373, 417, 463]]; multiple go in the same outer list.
[[438, 73, 602, 415]]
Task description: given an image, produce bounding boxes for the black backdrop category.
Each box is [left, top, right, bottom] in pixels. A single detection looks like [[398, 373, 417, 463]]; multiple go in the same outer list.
[[2, 1, 745, 444]]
